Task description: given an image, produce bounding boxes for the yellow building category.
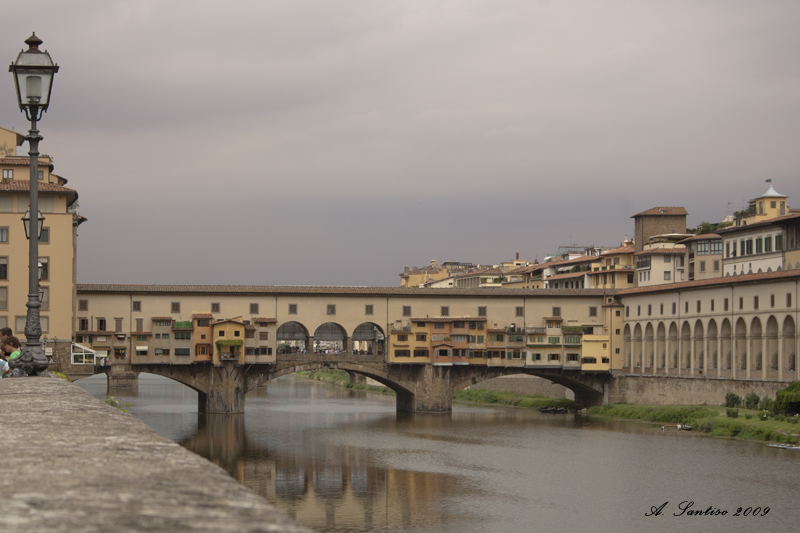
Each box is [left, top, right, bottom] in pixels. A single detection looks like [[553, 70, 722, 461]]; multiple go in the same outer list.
[[734, 184, 789, 226], [0, 125, 83, 341], [587, 245, 636, 289], [212, 318, 246, 364]]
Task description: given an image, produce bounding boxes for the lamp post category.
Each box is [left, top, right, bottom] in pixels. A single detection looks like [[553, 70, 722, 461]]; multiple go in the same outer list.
[[8, 33, 58, 376]]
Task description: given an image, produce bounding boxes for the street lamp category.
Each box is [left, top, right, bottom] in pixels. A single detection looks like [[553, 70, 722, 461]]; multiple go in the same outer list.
[[8, 33, 58, 376]]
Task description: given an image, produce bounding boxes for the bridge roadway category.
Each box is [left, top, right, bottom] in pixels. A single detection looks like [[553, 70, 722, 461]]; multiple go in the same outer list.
[[102, 354, 610, 414]]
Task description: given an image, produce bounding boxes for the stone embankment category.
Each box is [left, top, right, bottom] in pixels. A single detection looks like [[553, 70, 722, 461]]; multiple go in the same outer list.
[[0, 377, 310, 533]]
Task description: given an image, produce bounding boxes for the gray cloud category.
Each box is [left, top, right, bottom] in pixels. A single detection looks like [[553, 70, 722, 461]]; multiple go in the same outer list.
[[1, 1, 798, 286]]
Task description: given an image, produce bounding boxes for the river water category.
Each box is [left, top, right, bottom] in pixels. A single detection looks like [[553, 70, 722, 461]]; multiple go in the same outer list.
[[78, 374, 800, 533]]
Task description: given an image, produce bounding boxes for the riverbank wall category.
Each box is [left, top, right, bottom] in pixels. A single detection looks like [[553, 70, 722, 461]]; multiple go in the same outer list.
[[468, 375, 574, 400], [0, 376, 310, 533], [608, 374, 790, 405]]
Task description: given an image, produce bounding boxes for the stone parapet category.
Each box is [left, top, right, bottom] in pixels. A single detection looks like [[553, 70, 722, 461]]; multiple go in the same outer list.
[[0, 377, 310, 533]]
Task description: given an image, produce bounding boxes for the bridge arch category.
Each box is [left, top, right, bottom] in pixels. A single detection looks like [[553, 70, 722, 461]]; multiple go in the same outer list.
[[265, 361, 414, 397], [313, 322, 348, 353], [351, 322, 385, 356], [277, 321, 310, 353]]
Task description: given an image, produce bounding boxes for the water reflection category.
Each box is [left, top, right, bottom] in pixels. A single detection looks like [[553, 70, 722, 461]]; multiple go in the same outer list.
[[78, 373, 800, 533]]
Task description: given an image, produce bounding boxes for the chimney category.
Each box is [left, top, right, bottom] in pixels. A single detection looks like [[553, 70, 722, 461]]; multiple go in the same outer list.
[[404, 266, 409, 273], [516, 251, 519, 260], [431, 259, 436, 268]]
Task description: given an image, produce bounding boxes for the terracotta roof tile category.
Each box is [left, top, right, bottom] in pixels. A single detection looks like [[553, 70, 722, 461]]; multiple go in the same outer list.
[[77, 284, 617, 298], [632, 207, 689, 217], [253, 317, 277, 324], [545, 271, 588, 281], [678, 234, 719, 243], [192, 313, 213, 319], [619, 269, 800, 295], [634, 246, 685, 256], [600, 245, 635, 256], [0, 179, 75, 194]]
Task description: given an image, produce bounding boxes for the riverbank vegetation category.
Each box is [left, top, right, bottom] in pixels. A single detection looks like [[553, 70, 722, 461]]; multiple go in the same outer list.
[[453, 389, 576, 410], [295, 369, 395, 394], [587, 404, 800, 444]]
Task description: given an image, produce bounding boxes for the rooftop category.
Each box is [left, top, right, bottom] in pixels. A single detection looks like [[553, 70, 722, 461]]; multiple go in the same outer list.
[[632, 207, 689, 218]]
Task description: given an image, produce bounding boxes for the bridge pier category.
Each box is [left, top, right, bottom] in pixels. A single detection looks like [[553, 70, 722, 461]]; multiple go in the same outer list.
[[204, 362, 246, 414], [394, 365, 453, 413], [106, 364, 139, 390]]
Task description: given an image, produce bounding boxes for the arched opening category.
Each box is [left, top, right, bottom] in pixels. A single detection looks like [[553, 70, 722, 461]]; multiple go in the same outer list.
[[707, 319, 718, 371], [656, 322, 666, 371], [351, 323, 385, 356], [750, 317, 763, 373], [766, 316, 779, 377], [693, 320, 704, 372], [623, 324, 632, 370], [721, 319, 732, 374], [735, 318, 747, 372], [644, 323, 654, 370], [633, 324, 643, 370], [783, 316, 796, 379], [680, 322, 692, 371], [277, 322, 310, 354], [668, 322, 679, 369], [314, 322, 347, 354]]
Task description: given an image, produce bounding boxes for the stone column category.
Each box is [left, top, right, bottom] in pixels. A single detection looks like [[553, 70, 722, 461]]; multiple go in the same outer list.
[[761, 334, 767, 381], [746, 335, 751, 380], [307, 336, 314, 354], [703, 334, 709, 377], [778, 327, 784, 381], [342, 336, 350, 354], [106, 364, 139, 391], [653, 334, 660, 374], [665, 336, 670, 376], [716, 334, 722, 378], [396, 365, 452, 413]]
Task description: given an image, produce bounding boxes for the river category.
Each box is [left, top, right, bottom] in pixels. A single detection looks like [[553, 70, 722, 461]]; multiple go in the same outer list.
[[78, 374, 800, 533]]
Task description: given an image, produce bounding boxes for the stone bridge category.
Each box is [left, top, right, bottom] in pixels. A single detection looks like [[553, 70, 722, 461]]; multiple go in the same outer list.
[[102, 355, 610, 414]]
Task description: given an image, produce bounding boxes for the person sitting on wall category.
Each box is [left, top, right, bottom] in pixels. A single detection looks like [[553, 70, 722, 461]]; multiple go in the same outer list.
[[3, 336, 21, 361], [0, 327, 12, 346]]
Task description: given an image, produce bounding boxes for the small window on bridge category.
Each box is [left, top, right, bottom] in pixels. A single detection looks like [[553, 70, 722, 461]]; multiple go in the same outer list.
[[440, 306, 449, 316], [211, 303, 220, 314], [250, 303, 259, 314], [478, 306, 487, 316], [327, 304, 336, 315], [171, 302, 181, 314], [365, 305, 374, 315], [402, 306, 411, 316]]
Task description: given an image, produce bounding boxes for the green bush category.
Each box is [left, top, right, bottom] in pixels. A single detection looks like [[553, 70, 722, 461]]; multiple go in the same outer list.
[[745, 414, 753, 420], [726, 408, 739, 418], [744, 392, 760, 410], [775, 381, 800, 414], [774, 414, 786, 422], [725, 392, 741, 408], [759, 396, 775, 412]]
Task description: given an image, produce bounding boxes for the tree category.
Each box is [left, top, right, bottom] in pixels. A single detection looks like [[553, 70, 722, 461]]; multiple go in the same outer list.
[[775, 382, 800, 414]]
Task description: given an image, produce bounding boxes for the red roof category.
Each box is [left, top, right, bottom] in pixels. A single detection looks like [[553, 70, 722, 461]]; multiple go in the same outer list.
[[192, 313, 213, 319], [600, 245, 635, 256], [0, 179, 75, 194], [632, 207, 689, 217], [634, 246, 685, 256]]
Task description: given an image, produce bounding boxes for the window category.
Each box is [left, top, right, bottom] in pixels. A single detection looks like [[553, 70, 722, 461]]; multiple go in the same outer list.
[[0, 287, 6, 310], [672, 302, 676, 315], [756, 238, 763, 254], [154, 348, 162, 356], [724, 298, 729, 311], [440, 306, 449, 317], [739, 297, 744, 310], [197, 319, 210, 327], [2, 169, 12, 179], [37, 170, 43, 181], [625, 306, 629, 317], [711, 300, 715, 312], [530, 353, 541, 361], [365, 304, 374, 315], [726, 242, 730, 258], [219, 330, 225, 337], [765, 237, 772, 253], [211, 302, 220, 313], [776, 235, 783, 250], [97, 318, 106, 331], [753, 296, 759, 310], [589, 306, 597, 317], [770, 294, 775, 308], [136, 335, 146, 342], [567, 353, 579, 362], [548, 336, 560, 344], [453, 321, 465, 328], [478, 306, 487, 316], [548, 353, 560, 361], [132, 300, 141, 312], [746, 239, 753, 255], [39, 227, 49, 244], [434, 322, 445, 330], [0, 227, 7, 243], [395, 350, 410, 358], [647, 304, 651, 316], [788, 293, 792, 307], [660, 303, 663, 315], [453, 335, 467, 342], [616, 310, 620, 316], [416, 334, 426, 341], [136, 318, 143, 331], [713, 260, 720, 272], [696, 301, 701, 313], [402, 305, 411, 317], [162, 349, 170, 356], [39, 257, 48, 281], [78, 299, 88, 311], [627, 274, 634, 284], [288, 304, 297, 314], [516, 306, 524, 317], [699, 261, 706, 273], [637, 305, 640, 316], [664, 255, 671, 263], [477, 335, 484, 343], [397, 334, 408, 342], [664, 271, 671, 281], [685, 302, 689, 313], [413, 349, 429, 358], [174, 332, 192, 340], [249, 303, 259, 314], [552, 307, 561, 317], [171, 302, 180, 313], [565, 336, 581, 345], [234, 330, 240, 337], [327, 304, 336, 315]]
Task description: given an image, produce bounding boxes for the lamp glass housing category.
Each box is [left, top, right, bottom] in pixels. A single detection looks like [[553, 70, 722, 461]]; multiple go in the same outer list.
[[9, 33, 58, 113], [22, 209, 45, 239]]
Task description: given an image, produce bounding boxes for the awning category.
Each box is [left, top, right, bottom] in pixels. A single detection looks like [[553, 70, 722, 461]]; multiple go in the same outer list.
[[95, 350, 108, 358]]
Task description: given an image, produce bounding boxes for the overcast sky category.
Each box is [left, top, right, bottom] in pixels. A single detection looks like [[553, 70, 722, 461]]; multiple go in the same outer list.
[[2, 1, 798, 286]]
